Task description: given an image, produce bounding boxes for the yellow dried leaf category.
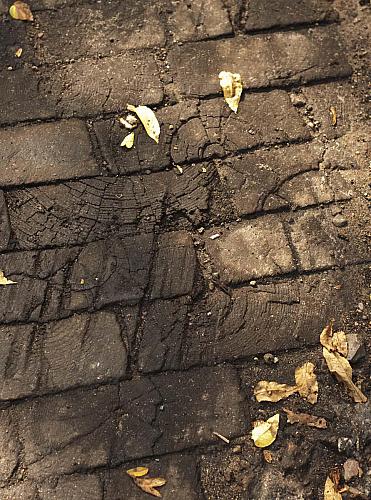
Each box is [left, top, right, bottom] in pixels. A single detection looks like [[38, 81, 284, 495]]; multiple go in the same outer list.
[[15, 48, 23, 58], [127, 104, 160, 143], [283, 408, 327, 429], [320, 323, 347, 356], [251, 413, 279, 448], [9, 1, 33, 21], [323, 348, 367, 403], [295, 362, 318, 404], [0, 271, 17, 286], [254, 381, 297, 402], [329, 106, 337, 126], [120, 132, 135, 149], [126, 466, 149, 478], [218, 71, 243, 113], [324, 476, 342, 500], [134, 477, 167, 497]]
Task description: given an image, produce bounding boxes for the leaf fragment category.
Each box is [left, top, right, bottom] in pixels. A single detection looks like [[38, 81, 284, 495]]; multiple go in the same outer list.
[[324, 476, 342, 500], [251, 413, 279, 448], [127, 104, 160, 143], [134, 477, 167, 497], [218, 71, 243, 113], [120, 132, 135, 149], [126, 466, 149, 478], [322, 347, 367, 403], [320, 323, 348, 356], [263, 450, 273, 463], [0, 271, 17, 286], [329, 106, 337, 126], [283, 408, 327, 429], [295, 362, 318, 404], [254, 381, 297, 403], [9, 1, 33, 21], [119, 114, 138, 130]]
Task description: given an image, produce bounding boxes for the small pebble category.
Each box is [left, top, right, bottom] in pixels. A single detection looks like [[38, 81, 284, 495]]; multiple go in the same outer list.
[[263, 353, 278, 364], [198, 227, 205, 234], [332, 214, 348, 228], [343, 458, 362, 481], [232, 445, 242, 454], [209, 233, 220, 240], [249, 280, 257, 286], [346, 334, 366, 363]]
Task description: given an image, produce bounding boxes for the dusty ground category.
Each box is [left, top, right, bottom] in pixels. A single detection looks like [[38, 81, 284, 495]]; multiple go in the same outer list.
[[0, 0, 370, 498]]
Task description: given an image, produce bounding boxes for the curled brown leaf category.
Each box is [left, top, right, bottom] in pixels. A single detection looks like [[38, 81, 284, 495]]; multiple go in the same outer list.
[[283, 408, 327, 429], [323, 348, 367, 403], [134, 477, 167, 497]]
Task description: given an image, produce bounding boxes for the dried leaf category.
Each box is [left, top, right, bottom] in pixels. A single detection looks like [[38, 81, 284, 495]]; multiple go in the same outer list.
[[295, 362, 318, 404], [323, 348, 367, 403], [127, 104, 160, 143], [283, 408, 327, 429], [263, 450, 273, 463], [134, 477, 167, 497], [251, 413, 279, 448], [324, 476, 342, 500], [254, 381, 297, 403], [15, 48, 23, 58], [119, 115, 138, 130], [329, 106, 337, 126], [320, 323, 348, 356], [9, 1, 33, 21], [0, 271, 17, 285], [120, 132, 135, 149], [218, 71, 243, 113], [126, 466, 149, 478]]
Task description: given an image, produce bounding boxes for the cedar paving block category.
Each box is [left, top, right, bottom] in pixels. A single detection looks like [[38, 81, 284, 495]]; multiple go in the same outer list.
[[6, 177, 166, 248], [183, 266, 369, 366], [0, 191, 10, 251], [0, 52, 163, 124], [168, 25, 351, 97], [218, 141, 325, 215], [198, 92, 311, 153], [150, 231, 197, 299], [0, 120, 100, 187], [168, 0, 232, 42], [34, 0, 165, 63], [289, 202, 370, 270], [10, 366, 244, 478], [15, 385, 118, 479], [204, 217, 295, 284], [271, 170, 353, 210], [104, 453, 201, 500], [138, 298, 189, 373], [239, 0, 337, 32], [0, 311, 126, 401], [0, 67, 56, 125], [6, 166, 214, 249], [0, 236, 152, 323]]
